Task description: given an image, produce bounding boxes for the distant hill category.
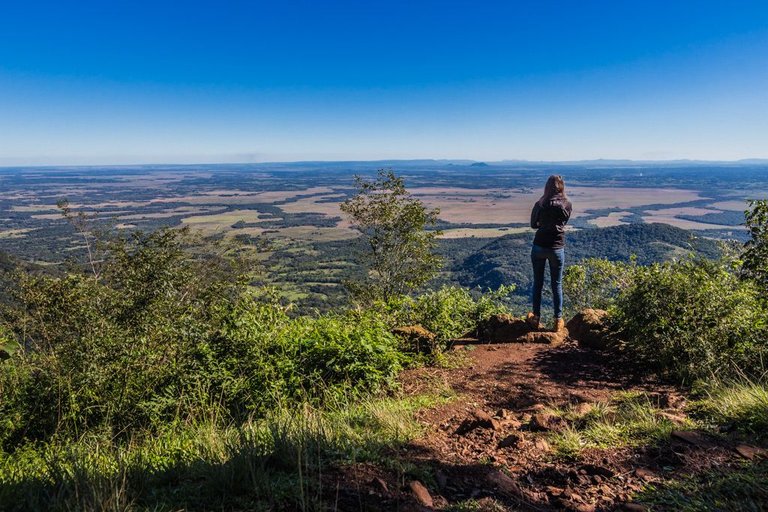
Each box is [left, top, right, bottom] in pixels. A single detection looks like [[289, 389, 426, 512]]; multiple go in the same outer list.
[[455, 223, 722, 293]]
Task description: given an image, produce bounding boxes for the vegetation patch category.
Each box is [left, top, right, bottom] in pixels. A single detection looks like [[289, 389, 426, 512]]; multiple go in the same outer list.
[[0, 390, 452, 511], [549, 392, 689, 458], [635, 460, 768, 512], [690, 380, 768, 440]]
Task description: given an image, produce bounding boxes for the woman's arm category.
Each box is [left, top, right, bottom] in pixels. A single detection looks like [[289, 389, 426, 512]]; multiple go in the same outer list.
[[530, 203, 541, 228]]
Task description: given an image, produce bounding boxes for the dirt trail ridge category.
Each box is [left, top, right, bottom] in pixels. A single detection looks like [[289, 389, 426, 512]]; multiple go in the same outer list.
[[328, 333, 763, 511]]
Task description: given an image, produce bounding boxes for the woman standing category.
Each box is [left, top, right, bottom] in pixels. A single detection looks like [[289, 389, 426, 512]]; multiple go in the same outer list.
[[526, 175, 573, 332]]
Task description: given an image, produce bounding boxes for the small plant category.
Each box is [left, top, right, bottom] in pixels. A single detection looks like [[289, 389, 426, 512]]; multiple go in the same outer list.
[[564, 257, 637, 313], [383, 285, 514, 349], [743, 199, 768, 293]]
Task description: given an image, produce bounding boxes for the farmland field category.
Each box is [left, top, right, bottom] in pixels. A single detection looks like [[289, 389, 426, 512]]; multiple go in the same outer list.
[[0, 160, 765, 309]]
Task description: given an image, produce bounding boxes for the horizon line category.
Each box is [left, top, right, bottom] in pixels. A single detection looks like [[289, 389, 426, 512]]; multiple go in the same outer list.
[[2, 156, 768, 170]]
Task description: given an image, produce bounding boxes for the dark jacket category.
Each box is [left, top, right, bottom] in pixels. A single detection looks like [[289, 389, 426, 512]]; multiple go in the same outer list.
[[530, 193, 573, 249]]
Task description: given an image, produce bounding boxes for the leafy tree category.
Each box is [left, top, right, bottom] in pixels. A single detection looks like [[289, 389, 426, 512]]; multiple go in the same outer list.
[[743, 199, 768, 291], [340, 170, 442, 303]]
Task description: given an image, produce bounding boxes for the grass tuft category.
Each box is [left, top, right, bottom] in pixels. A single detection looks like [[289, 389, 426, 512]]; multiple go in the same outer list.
[[636, 460, 768, 512], [0, 389, 453, 511], [690, 379, 768, 439], [549, 392, 690, 458]]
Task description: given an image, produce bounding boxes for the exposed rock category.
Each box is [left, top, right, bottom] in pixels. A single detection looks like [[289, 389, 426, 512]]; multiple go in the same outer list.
[[671, 430, 712, 447], [621, 503, 648, 512], [409, 480, 433, 508], [534, 437, 551, 452], [486, 469, 523, 497], [658, 411, 688, 425], [475, 314, 530, 342], [580, 464, 615, 478], [530, 413, 559, 431], [634, 468, 656, 481], [734, 444, 767, 460], [372, 477, 389, 493], [392, 325, 437, 354], [567, 309, 611, 348], [518, 329, 569, 345], [498, 433, 524, 448], [455, 410, 500, 435]]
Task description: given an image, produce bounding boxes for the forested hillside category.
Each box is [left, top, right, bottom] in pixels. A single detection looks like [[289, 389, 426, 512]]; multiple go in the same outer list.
[[455, 223, 722, 292]]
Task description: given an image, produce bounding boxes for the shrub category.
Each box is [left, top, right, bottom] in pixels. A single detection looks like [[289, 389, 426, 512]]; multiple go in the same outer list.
[[0, 230, 405, 448], [743, 199, 768, 293], [384, 285, 514, 347], [612, 257, 768, 382], [210, 298, 405, 413], [564, 257, 637, 313]]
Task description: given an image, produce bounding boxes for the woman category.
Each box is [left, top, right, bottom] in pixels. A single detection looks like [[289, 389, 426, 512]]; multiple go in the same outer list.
[[527, 175, 573, 332]]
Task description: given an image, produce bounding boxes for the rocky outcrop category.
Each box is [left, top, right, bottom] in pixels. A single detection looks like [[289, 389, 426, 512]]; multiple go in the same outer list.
[[475, 314, 569, 345], [566, 309, 611, 349], [392, 325, 437, 353]]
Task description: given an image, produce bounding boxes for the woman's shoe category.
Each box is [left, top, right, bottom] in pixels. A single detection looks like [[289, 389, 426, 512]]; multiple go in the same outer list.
[[553, 318, 565, 332], [526, 312, 541, 330]]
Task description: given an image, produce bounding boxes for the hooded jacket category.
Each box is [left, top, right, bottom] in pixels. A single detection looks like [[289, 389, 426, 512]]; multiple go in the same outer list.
[[530, 193, 573, 249]]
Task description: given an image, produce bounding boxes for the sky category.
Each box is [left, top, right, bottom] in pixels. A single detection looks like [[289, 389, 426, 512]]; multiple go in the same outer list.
[[1, 0, 767, 165]]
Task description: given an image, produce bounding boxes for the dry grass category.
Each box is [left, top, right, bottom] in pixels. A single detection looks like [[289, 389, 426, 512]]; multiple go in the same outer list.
[[641, 213, 746, 230], [0, 228, 35, 239], [708, 200, 749, 211], [648, 207, 721, 216], [588, 211, 632, 227], [437, 227, 528, 239]]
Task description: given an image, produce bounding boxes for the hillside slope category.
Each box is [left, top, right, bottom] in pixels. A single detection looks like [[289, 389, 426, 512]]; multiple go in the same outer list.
[[455, 223, 722, 292]]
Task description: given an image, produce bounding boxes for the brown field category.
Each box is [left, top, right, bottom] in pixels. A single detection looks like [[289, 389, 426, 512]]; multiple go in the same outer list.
[[267, 226, 358, 242], [0, 228, 36, 239], [708, 200, 749, 211], [437, 227, 529, 239], [412, 186, 702, 224], [150, 187, 336, 206], [264, 186, 715, 237], [121, 206, 227, 221], [641, 214, 746, 230], [588, 211, 632, 227], [646, 206, 721, 216]]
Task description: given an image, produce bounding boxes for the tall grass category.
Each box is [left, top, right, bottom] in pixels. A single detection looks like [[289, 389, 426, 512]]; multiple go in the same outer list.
[[691, 379, 768, 439], [0, 390, 452, 512]]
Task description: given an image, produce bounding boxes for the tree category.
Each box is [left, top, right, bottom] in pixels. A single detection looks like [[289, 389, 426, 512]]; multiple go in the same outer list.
[[340, 170, 442, 303], [743, 199, 768, 291]]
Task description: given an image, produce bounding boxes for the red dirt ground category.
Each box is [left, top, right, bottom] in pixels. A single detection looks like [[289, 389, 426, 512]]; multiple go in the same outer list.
[[325, 340, 760, 511]]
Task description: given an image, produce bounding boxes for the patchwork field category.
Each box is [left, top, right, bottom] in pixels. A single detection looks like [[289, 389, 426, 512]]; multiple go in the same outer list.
[[0, 162, 763, 266]]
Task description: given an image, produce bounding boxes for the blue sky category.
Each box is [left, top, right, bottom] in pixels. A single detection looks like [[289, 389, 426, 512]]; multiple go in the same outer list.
[[1, 1, 767, 164]]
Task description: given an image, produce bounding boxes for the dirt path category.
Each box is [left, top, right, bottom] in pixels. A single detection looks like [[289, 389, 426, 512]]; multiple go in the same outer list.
[[328, 340, 756, 511]]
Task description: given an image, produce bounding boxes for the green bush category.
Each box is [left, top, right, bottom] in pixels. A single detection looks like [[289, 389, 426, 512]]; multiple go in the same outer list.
[[384, 285, 514, 346], [210, 298, 405, 413], [612, 258, 768, 382], [564, 257, 637, 313], [0, 230, 405, 449]]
